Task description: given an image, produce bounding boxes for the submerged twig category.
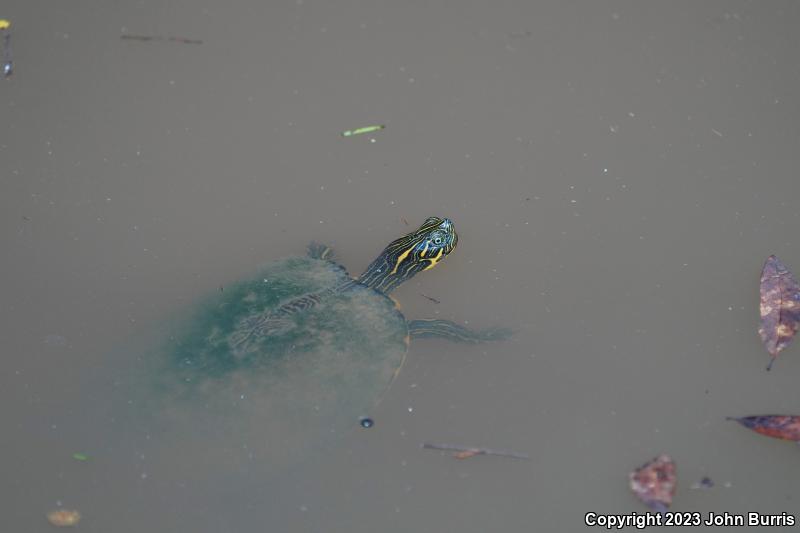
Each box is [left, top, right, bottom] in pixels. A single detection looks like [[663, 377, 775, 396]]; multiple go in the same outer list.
[[420, 293, 441, 304], [120, 33, 203, 45], [421, 442, 529, 460]]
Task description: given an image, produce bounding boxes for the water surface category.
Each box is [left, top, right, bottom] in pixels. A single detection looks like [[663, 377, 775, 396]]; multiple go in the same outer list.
[[3, 1, 800, 531]]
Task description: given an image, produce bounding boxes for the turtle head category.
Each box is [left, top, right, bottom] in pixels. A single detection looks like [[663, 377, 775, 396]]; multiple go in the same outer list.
[[357, 217, 458, 294]]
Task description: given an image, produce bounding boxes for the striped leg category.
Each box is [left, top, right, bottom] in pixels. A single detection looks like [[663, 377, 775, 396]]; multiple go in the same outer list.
[[408, 319, 512, 343]]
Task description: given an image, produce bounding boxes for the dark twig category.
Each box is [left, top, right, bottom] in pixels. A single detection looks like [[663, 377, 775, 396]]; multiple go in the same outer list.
[[421, 442, 529, 460], [121, 34, 203, 45]]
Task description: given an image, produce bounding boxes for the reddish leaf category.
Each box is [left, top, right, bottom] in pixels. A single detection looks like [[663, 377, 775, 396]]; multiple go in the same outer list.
[[759, 255, 800, 370], [47, 509, 81, 527], [629, 454, 676, 513], [453, 449, 484, 460], [728, 415, 800, 442]]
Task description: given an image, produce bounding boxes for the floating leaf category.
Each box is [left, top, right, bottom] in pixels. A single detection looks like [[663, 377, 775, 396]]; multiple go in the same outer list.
[[727, 415, 800, 442], [47, 509, 81, 527], [759, 255, 800, 370], [341, 124, 385, 137], [72, 453, 88, 461], [629, 454, 676, 512]]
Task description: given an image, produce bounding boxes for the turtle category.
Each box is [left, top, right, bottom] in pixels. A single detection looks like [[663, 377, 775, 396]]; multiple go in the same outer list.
[[152, 216, 509, 464]]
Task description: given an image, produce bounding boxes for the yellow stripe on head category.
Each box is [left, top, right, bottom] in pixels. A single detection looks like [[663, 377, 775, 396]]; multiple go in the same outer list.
[[390, 246, 413, 275], [423, 248, 444, 270], [356, 217, 457, 294], [419, 241, 430, 258]]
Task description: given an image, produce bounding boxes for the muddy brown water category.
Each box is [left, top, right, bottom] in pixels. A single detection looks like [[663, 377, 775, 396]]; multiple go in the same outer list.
[[3, 1, 800, 531]]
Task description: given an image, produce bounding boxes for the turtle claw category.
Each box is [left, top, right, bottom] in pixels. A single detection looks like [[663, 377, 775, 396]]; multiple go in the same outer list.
[[307, 242, 336, 261]]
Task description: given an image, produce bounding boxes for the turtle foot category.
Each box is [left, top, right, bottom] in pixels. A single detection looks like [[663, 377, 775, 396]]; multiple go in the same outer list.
[[407, 319, 513, 343], [307, 242, 336, 261]]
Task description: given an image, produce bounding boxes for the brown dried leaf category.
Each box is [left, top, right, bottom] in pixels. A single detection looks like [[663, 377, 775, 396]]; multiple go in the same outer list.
[[453, 449, 483, 460], [629, 454, 676, 512], [47, 509, 81, 527], [728, 415, 800, 442], [759, 255, 800, 369]]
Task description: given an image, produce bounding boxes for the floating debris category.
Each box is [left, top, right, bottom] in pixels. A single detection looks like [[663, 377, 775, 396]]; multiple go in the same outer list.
[[420, 293, 441, 304], [120, 33, 203, 45], [690, 476, 714, 490], [758, 255, 800, 370], [509, 30, 533, 39], [1, 19, 12, 78], [629, 454, 676, 513], [359, 417, 374, 429], [47, 509, 81, 527], [43, 334, 68, 347], [401, 217, 410, 226], [341, 125, 385, 138], [727, 415, 800, 442], [421, 442, 529, 460], [72, 453, 88, 461]]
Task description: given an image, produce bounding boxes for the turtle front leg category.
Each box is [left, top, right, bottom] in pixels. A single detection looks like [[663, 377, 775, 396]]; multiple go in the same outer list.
[[408, 319, 512, 343], [307, 242, 336, 261]]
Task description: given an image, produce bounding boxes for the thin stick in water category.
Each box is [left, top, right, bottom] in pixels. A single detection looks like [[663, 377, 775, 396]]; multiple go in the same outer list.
[[120, 34, 203, 45], [421, 442, 529, 460]]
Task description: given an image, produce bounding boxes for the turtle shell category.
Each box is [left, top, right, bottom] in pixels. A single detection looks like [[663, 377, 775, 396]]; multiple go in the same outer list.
[[150, 256, 409, 461]]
